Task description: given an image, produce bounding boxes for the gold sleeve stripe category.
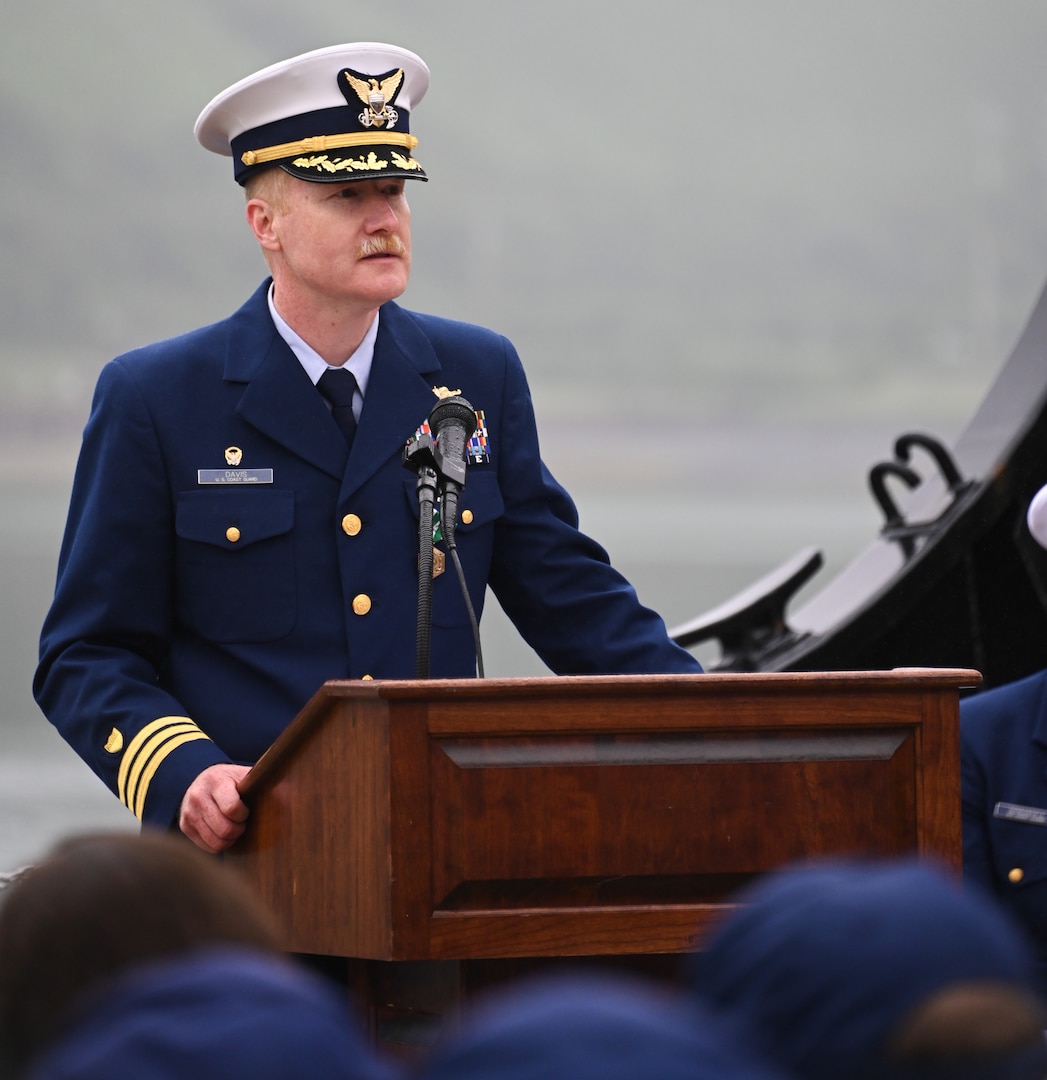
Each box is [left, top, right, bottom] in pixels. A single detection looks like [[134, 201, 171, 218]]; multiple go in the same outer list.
[[121, 721, 204, 816], [241, 130, 419, 166], [116, 716, 212, 819], [131, 731, 211, 821], [116, 716, 196, 797]]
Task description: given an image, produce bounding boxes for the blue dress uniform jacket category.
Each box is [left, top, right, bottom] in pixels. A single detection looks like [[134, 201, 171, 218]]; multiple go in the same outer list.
[[35, 281, 701, 830], [961, 668, 1047, 995]]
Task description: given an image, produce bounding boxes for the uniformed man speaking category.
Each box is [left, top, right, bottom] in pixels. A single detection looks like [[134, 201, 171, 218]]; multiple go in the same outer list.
[[34, 42, 701, 855]]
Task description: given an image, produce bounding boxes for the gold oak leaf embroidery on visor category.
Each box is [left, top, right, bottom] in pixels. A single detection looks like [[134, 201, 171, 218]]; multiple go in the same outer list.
[[116, 716, 212, 820], [293, 152, 388, 173], [390, 151, 422, 171], [290, 151, 423, 174]]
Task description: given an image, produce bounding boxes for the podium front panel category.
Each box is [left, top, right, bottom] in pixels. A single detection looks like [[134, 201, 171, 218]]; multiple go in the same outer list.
[[228, 671, 972, 961]]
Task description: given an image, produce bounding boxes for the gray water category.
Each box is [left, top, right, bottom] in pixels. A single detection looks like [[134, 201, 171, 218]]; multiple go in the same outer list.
[[1, 497, 135, 873]]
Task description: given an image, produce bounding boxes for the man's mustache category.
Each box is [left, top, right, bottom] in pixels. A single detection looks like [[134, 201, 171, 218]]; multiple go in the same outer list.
[[356, 236, 408, 259]]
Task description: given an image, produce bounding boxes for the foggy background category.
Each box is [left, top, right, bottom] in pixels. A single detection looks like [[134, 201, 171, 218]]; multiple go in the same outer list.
[[3, 0, 1047, 871]]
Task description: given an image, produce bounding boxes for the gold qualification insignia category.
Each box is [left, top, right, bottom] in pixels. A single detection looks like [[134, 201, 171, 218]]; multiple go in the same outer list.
[[225, 446, 243, 466]]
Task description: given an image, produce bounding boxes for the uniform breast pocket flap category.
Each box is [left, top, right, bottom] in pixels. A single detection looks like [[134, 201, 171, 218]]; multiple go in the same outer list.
[[175, 489, 296, 642]]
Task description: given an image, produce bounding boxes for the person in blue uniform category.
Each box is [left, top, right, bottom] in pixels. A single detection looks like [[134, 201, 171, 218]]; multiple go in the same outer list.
[[961, 481, 1047, 997], [34, 42, 701, 855]]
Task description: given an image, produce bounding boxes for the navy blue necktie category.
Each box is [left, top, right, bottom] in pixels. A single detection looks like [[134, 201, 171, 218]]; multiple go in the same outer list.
[[317, 368, 358, 448]]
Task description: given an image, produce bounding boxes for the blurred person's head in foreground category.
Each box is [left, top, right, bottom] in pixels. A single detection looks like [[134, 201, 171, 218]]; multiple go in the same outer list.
[[23, 945, 396, 1080], [0, 830, 387, 1078], [688, 857, 1047, 1080], [416, 968, 789, 1080]]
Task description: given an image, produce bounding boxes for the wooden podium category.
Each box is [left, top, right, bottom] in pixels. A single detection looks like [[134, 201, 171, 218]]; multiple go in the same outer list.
[[226, 669, 977, 1037]]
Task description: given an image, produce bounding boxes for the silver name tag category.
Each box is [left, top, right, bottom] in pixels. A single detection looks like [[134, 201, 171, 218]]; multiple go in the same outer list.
[[197, 469, 274, 485], [994, 802, 1047, 827]]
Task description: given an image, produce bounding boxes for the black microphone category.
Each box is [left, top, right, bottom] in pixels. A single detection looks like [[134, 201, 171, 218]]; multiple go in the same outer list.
[[428, 395, 477, 544], [427, 394, 485, 677]]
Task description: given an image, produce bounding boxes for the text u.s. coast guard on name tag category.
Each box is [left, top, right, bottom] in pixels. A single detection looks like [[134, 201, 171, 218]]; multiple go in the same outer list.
[[197, 469, 274, 485], [994, 801, 1047, 827]]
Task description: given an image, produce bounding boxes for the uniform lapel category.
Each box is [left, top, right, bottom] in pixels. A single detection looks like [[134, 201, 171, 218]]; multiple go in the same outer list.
[[342, 302, 444, 498], [1031, 672, 1047, 751], [223, 283, 348, 480]]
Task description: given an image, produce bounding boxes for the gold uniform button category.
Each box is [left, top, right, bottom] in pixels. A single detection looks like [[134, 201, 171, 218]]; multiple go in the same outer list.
[[352, 594, 372, 616], [226, 527, 241, 543], [1008, 867, 1025, 884], [342, 514, 362, 536], [361, 674, 374, 681], [460, 509, 474, 525]]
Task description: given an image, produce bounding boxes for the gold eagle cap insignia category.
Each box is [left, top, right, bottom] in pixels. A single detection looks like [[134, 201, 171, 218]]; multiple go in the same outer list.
[[344, 68, 404, 116], [432, 386, 462, 399]]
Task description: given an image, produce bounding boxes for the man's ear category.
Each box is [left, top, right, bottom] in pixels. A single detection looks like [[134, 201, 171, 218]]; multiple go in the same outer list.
[[246, 198, 281, 252]]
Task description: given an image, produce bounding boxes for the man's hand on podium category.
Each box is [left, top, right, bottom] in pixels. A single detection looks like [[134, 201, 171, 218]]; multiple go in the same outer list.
[[179, 763, 252, 854]]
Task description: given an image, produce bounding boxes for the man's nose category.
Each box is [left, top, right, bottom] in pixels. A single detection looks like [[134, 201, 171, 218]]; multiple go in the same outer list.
[[364, 196, 400, 231]]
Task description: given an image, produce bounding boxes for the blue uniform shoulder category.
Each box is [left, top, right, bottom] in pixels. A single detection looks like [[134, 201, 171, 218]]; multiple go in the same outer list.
[[961, 668, 1047, 754], [384, 303, 520, 375], [390, 304, 511, 350], [110, 319, 226, 372], [108, 281, 272, 382]]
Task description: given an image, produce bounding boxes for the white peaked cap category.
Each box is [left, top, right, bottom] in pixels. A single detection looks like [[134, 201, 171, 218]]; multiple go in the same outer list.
[[194, 42, 430, 185]]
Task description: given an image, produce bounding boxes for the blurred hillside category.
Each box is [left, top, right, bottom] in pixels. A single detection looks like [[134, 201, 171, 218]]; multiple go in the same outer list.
[[3, 0, 1047, 667], [4, 1, 1047, 429]]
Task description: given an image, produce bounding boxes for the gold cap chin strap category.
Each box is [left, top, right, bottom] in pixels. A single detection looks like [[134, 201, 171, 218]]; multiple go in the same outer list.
[[241, 130, 419, 166]]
